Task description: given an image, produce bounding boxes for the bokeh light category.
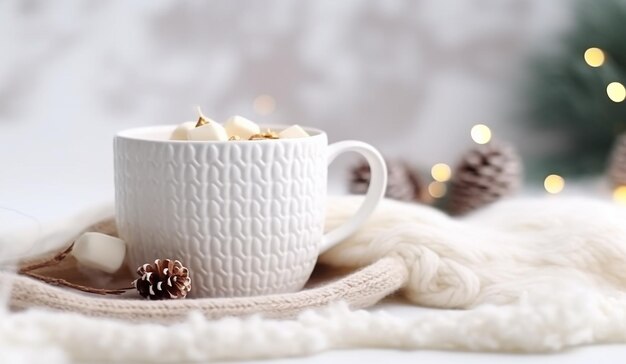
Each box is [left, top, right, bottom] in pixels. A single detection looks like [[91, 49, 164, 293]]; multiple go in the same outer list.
[[544, 174, 565, 194], [471, 124, 492, 144], [584, 47, 605, 67], [253, 94, 276, 115], [428, 181, 447, 198], [431, 163, 452, 182], [607, 82, 626, 103], [613, 186, 626, 205]]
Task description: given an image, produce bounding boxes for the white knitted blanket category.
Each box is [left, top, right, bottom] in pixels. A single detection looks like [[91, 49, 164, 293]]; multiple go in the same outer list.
[[3, 196, 626, 362]]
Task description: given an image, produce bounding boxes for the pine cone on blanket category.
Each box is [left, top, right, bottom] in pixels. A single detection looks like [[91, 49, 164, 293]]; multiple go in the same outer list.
[[133, 259, 191, 300], [447, 142, 522, 215], [350, 159, 430, 203], [608, 133, 626, 187]]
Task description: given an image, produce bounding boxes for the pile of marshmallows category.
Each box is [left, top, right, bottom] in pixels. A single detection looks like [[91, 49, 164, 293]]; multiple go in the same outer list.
[[171, 111, 310, 141]]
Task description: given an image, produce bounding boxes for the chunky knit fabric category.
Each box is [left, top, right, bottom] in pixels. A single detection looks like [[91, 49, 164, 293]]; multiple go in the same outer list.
[[4, 195, 626, 362]]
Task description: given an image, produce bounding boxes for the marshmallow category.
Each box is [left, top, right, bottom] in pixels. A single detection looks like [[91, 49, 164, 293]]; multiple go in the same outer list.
[[72, 232, 126, 274], [224, 115, 260, 140], [187, 119, 229, 141], [279, 125, 310, 139], [170, 121, 196, 140]]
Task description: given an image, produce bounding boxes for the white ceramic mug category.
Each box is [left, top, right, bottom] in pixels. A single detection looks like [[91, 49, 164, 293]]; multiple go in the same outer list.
[[114, 124, 387, 298]]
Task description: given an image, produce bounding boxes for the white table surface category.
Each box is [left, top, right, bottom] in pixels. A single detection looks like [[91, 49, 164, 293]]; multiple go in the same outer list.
[[1, 131, 624, 363]]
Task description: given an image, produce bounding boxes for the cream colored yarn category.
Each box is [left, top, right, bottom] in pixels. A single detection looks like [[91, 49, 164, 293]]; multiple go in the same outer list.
[[4, 195, 626, 361], [8, 195, 626, 313], [324, 195, 626, 308]]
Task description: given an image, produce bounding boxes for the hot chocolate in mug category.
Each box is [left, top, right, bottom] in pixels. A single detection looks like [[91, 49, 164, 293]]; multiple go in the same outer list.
[[114, 125, 387, 298]]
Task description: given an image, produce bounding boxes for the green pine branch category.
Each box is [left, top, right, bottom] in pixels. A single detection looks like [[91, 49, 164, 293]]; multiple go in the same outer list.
[[524, 0, 626, 177]]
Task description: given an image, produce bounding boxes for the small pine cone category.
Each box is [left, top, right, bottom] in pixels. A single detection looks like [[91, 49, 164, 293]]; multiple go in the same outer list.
[[448, 142, 522, 215], [133, 259, 191, 300], [608, 133, 626, 187], [350, 159, 429, 203]]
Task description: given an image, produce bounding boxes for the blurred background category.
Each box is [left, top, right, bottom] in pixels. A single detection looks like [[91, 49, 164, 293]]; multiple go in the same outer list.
[[2, 0, 626, 225]]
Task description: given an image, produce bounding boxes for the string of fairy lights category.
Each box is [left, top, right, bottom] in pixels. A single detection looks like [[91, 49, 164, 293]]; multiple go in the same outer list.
[[584, 47, 626, 102], [428, 123, 568, 199], [424, 46, 625, 201], [250, 95, 567, 199], [251, 48, 624, 202], [584, 47, 626, 203]]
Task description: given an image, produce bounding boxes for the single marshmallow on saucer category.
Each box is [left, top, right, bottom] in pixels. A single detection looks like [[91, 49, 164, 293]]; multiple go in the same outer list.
[[224, 115, 260, 140], [279, 125, 309, 139], [187, 119, 229, 141], [170, 121, 196, 140], [72, 232, 126, 274]]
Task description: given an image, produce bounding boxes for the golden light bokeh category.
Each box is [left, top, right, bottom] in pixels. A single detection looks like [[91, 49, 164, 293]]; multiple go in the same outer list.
[[544, 174, 565, 194], [607, 82, 626, 103], [431, 163, 452, 182], [428, 181, 447, 198], [613, 186, 626, 205], [584, 47, 605, 67], [253, 94, 276, 115], [471, 124, 492, 144]]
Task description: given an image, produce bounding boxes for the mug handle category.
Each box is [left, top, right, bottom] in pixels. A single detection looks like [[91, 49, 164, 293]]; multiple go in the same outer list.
[[321, 140, 387, 253]]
